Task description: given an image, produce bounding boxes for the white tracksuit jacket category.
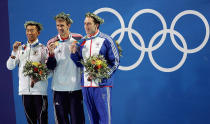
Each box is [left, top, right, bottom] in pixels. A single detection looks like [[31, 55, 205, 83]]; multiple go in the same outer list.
[[6, 39, 48, 95], [47, 34, 82, 91]]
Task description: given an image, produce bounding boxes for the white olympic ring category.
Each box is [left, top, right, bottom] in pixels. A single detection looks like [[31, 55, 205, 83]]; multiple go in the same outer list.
[[93, 8, 210, 72]]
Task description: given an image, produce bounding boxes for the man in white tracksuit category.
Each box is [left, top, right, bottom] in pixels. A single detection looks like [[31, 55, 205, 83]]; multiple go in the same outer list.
[[6, 21, 48, 124], [46, 12, 85, 124]]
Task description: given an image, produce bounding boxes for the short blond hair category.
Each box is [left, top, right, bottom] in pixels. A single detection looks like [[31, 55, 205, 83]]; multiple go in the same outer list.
[[54, 12, 73, 25]]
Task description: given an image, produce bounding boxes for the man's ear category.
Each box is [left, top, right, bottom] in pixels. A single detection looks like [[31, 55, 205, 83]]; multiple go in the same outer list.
[[96, 23, 99, 29], [68, 24, 71, 28]]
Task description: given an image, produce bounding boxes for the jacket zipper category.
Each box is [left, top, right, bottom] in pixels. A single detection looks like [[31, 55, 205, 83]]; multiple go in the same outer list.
[[28, 45, 31, 93], [90, 39, 93, 87]]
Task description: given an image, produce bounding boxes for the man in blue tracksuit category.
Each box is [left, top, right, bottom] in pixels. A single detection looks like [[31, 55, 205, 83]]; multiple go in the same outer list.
[[70, 12, 120, 124]]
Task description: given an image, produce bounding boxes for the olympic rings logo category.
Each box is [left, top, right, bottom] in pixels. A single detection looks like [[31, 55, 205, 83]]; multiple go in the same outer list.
[[93, 8, 210, 72]]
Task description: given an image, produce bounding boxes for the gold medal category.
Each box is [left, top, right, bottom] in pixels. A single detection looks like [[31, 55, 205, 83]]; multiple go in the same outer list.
[[55, 41, 59, 47]]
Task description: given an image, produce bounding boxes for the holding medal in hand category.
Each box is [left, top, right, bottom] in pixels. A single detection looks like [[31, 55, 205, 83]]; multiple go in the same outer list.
[[48, 41, 57, 55], [6, 21, 48, 124], [13, 41, 21, 52], [46, 12, 85, 124], [70, 12, 120, 124], [10, 41, 22, 59]]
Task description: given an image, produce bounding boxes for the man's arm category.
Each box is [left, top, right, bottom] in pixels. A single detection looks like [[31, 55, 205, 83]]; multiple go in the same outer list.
[[6, 41, 21, 70], [46, 53, 57, 70], [46, 37, 58, 70], [104, 38, 120, 76]]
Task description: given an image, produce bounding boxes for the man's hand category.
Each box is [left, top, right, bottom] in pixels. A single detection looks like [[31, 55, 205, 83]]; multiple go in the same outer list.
[[87, 75, 93, 81], [48, 42, 56, 55], [10, 56, 16, 59], [31, 78, 38, 88], [13, 41, 21, 52], [70, 41, 77, 54]]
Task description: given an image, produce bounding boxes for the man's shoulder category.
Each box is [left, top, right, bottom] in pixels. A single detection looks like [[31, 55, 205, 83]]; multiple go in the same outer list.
[[48, 36, 59, 42], [98, 32, 113, 42], [38, 43, 45, 47], [72, 33, 83, 40], [38, 43, 47, 49], [47, 36, 59, 46]]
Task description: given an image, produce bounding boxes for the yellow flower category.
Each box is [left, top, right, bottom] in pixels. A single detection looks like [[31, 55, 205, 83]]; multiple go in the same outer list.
[[95, 59, 102, 66], [102, 62, 107, 67], [32, 62, 41, 67]]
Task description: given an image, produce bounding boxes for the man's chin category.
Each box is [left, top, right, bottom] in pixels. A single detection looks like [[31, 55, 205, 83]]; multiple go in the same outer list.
[[86, 32, 91, 35], [59, 32, 65, 36], [28, 39, 36, 43], [85, 30, 90, 34], [27, 38, 35, 41]]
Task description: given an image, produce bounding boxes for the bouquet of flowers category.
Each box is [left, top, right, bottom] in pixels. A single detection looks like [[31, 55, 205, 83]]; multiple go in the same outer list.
[[80, 55, 111, 82], [23, 61, 49, 87]]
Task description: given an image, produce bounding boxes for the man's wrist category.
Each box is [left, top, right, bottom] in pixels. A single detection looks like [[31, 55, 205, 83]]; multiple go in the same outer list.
[[11, 50, 17, 56], [49, 52, 55, 57], [10, 55, 16, 59]]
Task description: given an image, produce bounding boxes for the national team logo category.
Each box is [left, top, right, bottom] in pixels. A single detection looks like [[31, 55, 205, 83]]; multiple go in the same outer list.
[[96, 42, 100, 48], [33, 50, 38, 56]]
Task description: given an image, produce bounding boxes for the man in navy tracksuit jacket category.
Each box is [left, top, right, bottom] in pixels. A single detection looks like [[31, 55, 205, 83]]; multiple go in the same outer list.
[[70, 12, 119, 124]]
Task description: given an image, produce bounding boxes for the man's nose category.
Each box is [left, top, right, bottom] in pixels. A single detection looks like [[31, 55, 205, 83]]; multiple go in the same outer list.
[[28, 31, 32, 34], [58, 26, 62, 30]]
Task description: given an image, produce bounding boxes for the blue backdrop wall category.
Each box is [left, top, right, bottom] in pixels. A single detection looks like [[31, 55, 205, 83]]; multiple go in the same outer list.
[[1, 0, 210, 123]]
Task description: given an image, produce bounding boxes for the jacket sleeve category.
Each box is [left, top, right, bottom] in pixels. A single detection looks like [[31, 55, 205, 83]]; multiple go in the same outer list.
[[6, 51, 20, 70], [46, 36, 58, 70], [71, 34, 84, 67], [40, 45, 48, 63], [46, 54, 57, 70], [104, 38, 120, 76], [71, 51, 83, 67]]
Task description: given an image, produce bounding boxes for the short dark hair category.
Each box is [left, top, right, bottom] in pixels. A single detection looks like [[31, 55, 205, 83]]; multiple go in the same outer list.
[[85, 12, 104, 29], [24, 21, 43, 31]]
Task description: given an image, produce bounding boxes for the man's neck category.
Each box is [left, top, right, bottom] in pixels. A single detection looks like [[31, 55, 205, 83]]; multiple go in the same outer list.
[[28, 39, 37, 44], [88, 30, 98, 37], [60, 32, 70, 39]]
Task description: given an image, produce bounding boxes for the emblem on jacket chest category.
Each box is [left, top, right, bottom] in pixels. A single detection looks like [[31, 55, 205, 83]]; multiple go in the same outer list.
[[95, 42, 101, 48], [33, 50, 38, 56]]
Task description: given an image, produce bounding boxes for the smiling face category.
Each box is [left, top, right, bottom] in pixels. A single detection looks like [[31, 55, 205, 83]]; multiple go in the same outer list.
[[26, 25, 40, 44], [56, 18, 71, 38], [84, 17, 99, 36]]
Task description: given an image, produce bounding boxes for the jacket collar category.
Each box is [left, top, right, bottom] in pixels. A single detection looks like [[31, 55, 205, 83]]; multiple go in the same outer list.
[[57, 33, 72, 42], [27, 39, 39, 48]]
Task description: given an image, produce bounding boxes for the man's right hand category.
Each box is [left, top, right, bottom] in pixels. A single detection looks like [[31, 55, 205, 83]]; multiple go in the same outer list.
[[13, 41, 21, 52], [48, 42, 56, 55], [31, 77, 39, 88]]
